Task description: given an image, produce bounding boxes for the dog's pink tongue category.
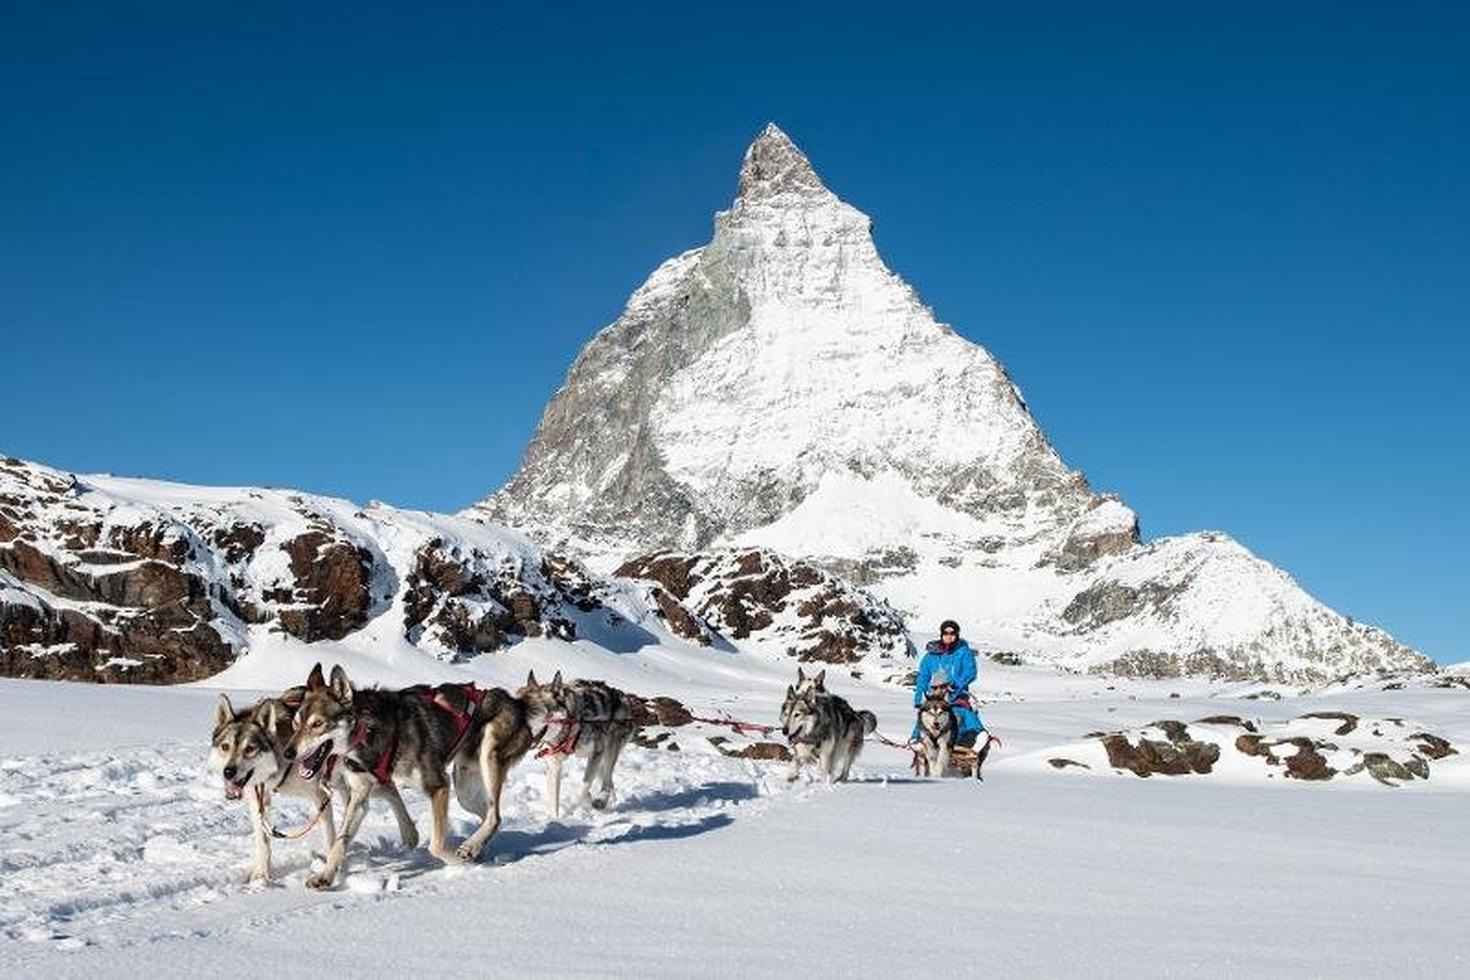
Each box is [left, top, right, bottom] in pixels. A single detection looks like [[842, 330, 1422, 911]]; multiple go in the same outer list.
[[226, 783, 243, 800]]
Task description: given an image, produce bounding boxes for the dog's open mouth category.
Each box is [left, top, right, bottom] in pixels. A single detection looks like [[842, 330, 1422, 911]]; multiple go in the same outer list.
[[298, 740, 333, 780], [224, 771, 253, 800]]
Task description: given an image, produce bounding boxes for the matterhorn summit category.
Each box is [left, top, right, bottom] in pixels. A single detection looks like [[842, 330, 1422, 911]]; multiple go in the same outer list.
[[478, 124, 1094, 554], [474, 124, 1429, 682]]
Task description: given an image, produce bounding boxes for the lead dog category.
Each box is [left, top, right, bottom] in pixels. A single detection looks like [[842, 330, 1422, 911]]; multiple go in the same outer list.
[[779, 677, 877, 783], [284, 664, 534, 887], [210, 688, 417, 883], [517, 671, 635, 817]]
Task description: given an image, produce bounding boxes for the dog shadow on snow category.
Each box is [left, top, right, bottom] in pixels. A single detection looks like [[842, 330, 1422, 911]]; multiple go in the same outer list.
[[452, 780, 758, 867]]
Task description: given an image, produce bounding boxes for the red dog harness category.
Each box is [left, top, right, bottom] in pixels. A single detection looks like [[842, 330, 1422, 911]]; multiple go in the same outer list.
[[427, 682, 486, 757], [344, 683, 486, 785]]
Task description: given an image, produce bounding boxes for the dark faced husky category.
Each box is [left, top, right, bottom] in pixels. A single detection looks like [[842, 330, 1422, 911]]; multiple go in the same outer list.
[[779, 675, 877, 783], [517, 671, 635, 817], [284, 664, 533, 888], [210, 689, 416, 883], [914, 684, 957, 778]]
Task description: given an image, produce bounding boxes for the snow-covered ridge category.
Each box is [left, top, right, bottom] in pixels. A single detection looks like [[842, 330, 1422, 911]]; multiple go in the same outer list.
[[468, 124, 1431, 683], [0, 456, 911, 683]]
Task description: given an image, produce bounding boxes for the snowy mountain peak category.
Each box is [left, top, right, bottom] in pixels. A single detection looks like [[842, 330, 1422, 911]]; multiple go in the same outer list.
[[476, 123, 1091, 559], [472, 127, 1430, 683], [735, 123, 829, 201]]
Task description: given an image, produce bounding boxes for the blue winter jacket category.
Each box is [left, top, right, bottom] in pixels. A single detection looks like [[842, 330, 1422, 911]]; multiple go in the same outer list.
[[912, 638, 984, 737]]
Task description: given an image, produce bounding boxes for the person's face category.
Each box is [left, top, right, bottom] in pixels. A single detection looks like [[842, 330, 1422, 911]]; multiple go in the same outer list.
[[941, 628, 957, 641]]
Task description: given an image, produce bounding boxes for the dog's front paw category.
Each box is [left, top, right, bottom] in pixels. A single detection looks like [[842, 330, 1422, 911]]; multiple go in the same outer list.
[[399, 826, 420, 851], [246, 867, 270, 885], [454, 841, 481, 862], [305, 872, 335, 890]]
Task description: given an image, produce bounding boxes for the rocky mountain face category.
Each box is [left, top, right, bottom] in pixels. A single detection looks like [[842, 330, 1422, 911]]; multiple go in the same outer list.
[[474, 124, 1104, 559], [473, 125, 1432, 684], [0, 457, 910, 682], [0, 458, 628, 681], [616, 548, 912, 665]]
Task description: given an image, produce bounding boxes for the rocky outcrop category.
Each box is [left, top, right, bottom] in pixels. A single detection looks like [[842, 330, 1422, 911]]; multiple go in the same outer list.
[[1099, 722, 1221, 777], [274, 531, 375, 642], [0, 458, 649, 682], [616, 548, 911, 663], [1059, 713, 1456, 786], [400, 538, 588, 658]]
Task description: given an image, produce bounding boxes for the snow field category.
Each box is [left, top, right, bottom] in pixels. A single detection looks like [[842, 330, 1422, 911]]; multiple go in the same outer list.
[[3, 667, 1468, 977]]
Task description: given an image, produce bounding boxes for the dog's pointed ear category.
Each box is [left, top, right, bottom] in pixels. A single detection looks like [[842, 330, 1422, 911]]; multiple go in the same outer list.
[[796, 666, 806, 682], [785, 685, 795, 700], [328, 664, 352, 702], [813, 669, 826, 689], [551, 670, 563, 689], [252, 699, 280, 731], [214, 693, 234, 730], [526, 670, 538, 688], [306, 663, 325, 691]]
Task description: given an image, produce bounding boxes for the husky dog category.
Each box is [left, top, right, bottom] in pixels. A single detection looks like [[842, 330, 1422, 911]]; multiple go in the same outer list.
[[914, 683, 958, 778], [518, 670, 635, 816], [210, 689, 416, 883], [284, 663, 532, 888], [448, 683, 535, 862], [779, 678, 877, 783]]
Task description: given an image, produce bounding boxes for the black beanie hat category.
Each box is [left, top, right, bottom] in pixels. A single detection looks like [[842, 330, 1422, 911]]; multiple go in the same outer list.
[[939, 619, 960, 636]]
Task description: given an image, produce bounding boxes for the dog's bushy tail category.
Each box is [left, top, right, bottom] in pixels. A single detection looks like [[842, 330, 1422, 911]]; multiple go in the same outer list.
[[859, 710, 877, 736]]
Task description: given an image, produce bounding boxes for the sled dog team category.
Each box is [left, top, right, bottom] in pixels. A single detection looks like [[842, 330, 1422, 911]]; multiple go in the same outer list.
[[210, 662, 962, 887]]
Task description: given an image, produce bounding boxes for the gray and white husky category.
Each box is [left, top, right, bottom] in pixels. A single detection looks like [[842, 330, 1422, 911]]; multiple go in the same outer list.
[[914, 683, 957, 778], [283, 664, 534, 888], [517, 670, 635, 816], [779, 674, 877, 783], [210, 688, 416, 884]]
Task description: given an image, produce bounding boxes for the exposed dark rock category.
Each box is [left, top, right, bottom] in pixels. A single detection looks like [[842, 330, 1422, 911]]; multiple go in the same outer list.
[[618, 548, 908, 663], [707, 736, 791, 761], [1359, 752, 1415, 786], [1063, 579, 1186, 629], [1196, 715, 1258, 732], [1054, 503, 1139, 571], [276, 531, 374, 642], [1235, 733, 1271, 758], [540, 553, 602, 612], [630, 730, 678, 751], [615, 553, 702, 599], [210, 523, 265, 564], [1301, 711, 1359, 736], [645, 584, 712, 645], [1411, 733, 1457, 760], [1100, 731, 1219, 777], [1147, 720, 1191, 744], [1048, 758, 1090, 770], [1279, 738, 1335, 781], [628, 695, 694, 728]]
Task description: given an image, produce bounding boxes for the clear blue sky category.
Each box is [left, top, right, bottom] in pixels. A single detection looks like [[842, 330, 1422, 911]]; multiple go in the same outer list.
[[3, 3, 1466, 662]]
